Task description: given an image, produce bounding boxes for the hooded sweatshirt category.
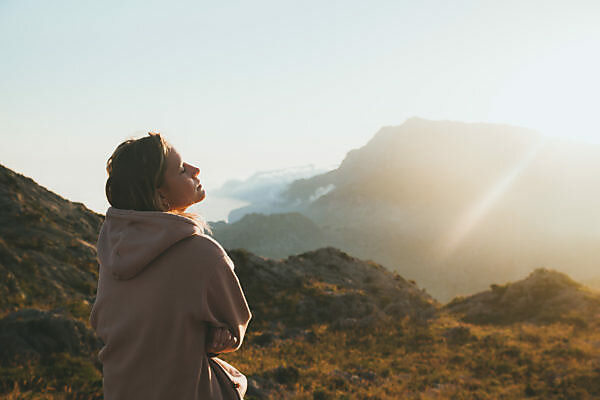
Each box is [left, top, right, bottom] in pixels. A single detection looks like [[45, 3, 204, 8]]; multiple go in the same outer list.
[[90, 207, 252, 400]]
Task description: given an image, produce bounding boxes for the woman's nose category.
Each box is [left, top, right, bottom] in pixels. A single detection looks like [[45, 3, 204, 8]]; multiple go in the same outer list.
[[191, 165, 200, 177]]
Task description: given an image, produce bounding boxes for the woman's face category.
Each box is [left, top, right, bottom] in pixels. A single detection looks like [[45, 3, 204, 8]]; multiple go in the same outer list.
[[157, 147, 206, 212]]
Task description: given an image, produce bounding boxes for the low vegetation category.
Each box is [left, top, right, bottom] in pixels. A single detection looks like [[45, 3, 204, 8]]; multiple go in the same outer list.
[[3, 313, 600, 399]]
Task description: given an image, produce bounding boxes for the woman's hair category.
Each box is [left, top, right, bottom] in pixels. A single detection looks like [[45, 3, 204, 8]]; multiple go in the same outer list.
[[105, 132, 212, 235]]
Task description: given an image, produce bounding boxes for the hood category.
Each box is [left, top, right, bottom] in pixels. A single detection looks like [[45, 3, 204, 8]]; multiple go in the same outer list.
[[97, 207, 205, 280]]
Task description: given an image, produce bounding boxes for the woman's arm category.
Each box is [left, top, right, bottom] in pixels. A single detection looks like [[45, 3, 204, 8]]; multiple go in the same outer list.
[[199, 246, 252, 353], [206, 326, 239, 354]]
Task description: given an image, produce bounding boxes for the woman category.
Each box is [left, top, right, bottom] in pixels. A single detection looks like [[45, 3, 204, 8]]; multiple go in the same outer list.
[[89, 132, 252, 400]]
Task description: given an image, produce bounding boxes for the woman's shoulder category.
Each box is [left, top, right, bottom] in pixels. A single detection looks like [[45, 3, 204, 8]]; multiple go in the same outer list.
[[177, 233, 231, 262]]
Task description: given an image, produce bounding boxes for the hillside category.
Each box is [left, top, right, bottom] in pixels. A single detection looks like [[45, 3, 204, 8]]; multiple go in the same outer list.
[[229, 246, 438, 333], [0, 164, 103, 318], [445, 268, 600, 326], [229, 265, 600, 399]]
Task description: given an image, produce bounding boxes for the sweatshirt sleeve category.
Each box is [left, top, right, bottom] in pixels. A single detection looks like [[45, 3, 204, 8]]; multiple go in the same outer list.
[[201, 249, 252, 351]]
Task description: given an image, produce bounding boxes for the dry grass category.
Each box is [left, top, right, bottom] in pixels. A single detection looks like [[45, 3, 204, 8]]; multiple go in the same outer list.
[[2, 313, 600, 399]]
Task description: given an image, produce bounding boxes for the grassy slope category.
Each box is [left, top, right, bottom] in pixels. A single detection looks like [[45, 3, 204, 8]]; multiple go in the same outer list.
[[224, 315, 600, 400], [3, 290, 600, 399]]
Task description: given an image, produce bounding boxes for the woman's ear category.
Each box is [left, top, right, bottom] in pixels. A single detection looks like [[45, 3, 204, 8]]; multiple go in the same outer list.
[[156, 187, 170, 210]]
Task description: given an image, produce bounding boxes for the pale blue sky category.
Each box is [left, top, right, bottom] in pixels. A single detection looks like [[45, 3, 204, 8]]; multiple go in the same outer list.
[[1, 0, 599, 219]]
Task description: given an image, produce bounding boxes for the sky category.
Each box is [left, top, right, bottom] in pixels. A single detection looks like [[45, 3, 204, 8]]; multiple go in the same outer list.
[[1, 0, 599, 220]]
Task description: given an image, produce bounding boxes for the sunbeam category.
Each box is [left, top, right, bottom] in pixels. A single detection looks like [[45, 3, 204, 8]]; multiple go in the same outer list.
[[438, 137, 547, 256]]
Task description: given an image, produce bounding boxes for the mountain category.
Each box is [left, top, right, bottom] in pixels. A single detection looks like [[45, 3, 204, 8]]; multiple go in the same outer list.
[[444, 268, 600, 326], [224, 118, 600, 301], [210, 212, 330, 259]]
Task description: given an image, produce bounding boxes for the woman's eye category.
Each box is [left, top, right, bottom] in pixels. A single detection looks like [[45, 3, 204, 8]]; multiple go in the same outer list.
[[180, 167, 186, 174]]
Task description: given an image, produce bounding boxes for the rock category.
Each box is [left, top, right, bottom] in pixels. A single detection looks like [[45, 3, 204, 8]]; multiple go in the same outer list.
[[0, 308, 102, 366]]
